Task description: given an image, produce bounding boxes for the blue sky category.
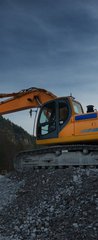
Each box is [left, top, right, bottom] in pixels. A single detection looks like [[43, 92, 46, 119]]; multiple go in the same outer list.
[[0, 0, 98, 133]]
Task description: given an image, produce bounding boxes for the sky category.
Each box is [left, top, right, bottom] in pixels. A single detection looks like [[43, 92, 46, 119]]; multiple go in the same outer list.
[[0, 0, 98, 134]]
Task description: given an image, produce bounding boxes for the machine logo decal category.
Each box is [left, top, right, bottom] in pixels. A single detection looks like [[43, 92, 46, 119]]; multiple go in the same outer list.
[[81, 128, 98, 133]]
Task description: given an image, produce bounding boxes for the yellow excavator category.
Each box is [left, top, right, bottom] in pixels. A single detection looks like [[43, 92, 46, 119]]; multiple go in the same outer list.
[[0, 87, 98, 171]]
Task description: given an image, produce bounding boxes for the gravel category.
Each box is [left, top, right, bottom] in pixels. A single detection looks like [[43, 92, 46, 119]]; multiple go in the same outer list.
[[0, 168, 98, 239]]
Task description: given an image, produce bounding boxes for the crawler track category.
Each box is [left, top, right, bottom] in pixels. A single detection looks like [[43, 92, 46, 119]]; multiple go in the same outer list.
[[13, 144, 98, 171]]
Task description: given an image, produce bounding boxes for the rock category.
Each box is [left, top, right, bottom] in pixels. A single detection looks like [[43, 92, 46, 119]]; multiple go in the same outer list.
[[73, 223, 78, 228], [14, 226, 20, 232], [49, 206, 54, 213], [31, 232, 36, 238], [0, 168, 98, 239]]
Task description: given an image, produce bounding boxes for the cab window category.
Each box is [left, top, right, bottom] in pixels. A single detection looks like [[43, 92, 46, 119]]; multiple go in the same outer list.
[[38, 102, 56, 136], [59, 101, 69, 125], [72, 101, 83, 114]]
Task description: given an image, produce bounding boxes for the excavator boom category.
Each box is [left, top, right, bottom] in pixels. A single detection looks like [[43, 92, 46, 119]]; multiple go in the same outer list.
[[0, 87, 57, 115]]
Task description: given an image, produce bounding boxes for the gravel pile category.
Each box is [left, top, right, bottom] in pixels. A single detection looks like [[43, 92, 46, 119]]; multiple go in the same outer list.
[[0, 168, 98, 240]]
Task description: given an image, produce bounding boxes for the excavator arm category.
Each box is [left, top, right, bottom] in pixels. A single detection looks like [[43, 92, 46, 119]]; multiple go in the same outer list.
[[0, 87, 57, 115]]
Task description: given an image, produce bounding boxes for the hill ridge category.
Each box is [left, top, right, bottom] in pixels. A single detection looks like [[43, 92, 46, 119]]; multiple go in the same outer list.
[[0, 116, 35, 171]]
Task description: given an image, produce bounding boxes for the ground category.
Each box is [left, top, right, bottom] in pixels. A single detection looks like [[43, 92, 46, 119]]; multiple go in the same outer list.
[[0, 168, 98, 240]]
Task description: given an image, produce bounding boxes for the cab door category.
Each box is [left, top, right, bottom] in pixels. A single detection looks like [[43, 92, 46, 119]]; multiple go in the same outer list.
[[37, 100, 58, 140], [37, 98, 71, 140]]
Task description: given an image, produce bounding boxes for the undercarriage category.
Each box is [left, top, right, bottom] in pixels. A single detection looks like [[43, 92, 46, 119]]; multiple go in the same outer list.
[[14, 144, 98, 172]]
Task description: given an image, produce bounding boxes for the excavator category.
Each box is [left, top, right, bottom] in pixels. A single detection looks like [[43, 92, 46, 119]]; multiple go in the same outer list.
[[0, 87, 98, 171]]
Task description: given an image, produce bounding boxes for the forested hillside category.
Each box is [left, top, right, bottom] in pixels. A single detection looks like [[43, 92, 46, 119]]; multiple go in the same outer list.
[[0, 116, 36, 171]]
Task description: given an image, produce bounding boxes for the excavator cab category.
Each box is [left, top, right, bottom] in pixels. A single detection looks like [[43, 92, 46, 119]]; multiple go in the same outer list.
[[36, 96, 88, 146], [37, 97, 83, 141]]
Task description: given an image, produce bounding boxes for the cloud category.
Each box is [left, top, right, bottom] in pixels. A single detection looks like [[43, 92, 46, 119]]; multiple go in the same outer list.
[[0, 0, 98, 132]]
